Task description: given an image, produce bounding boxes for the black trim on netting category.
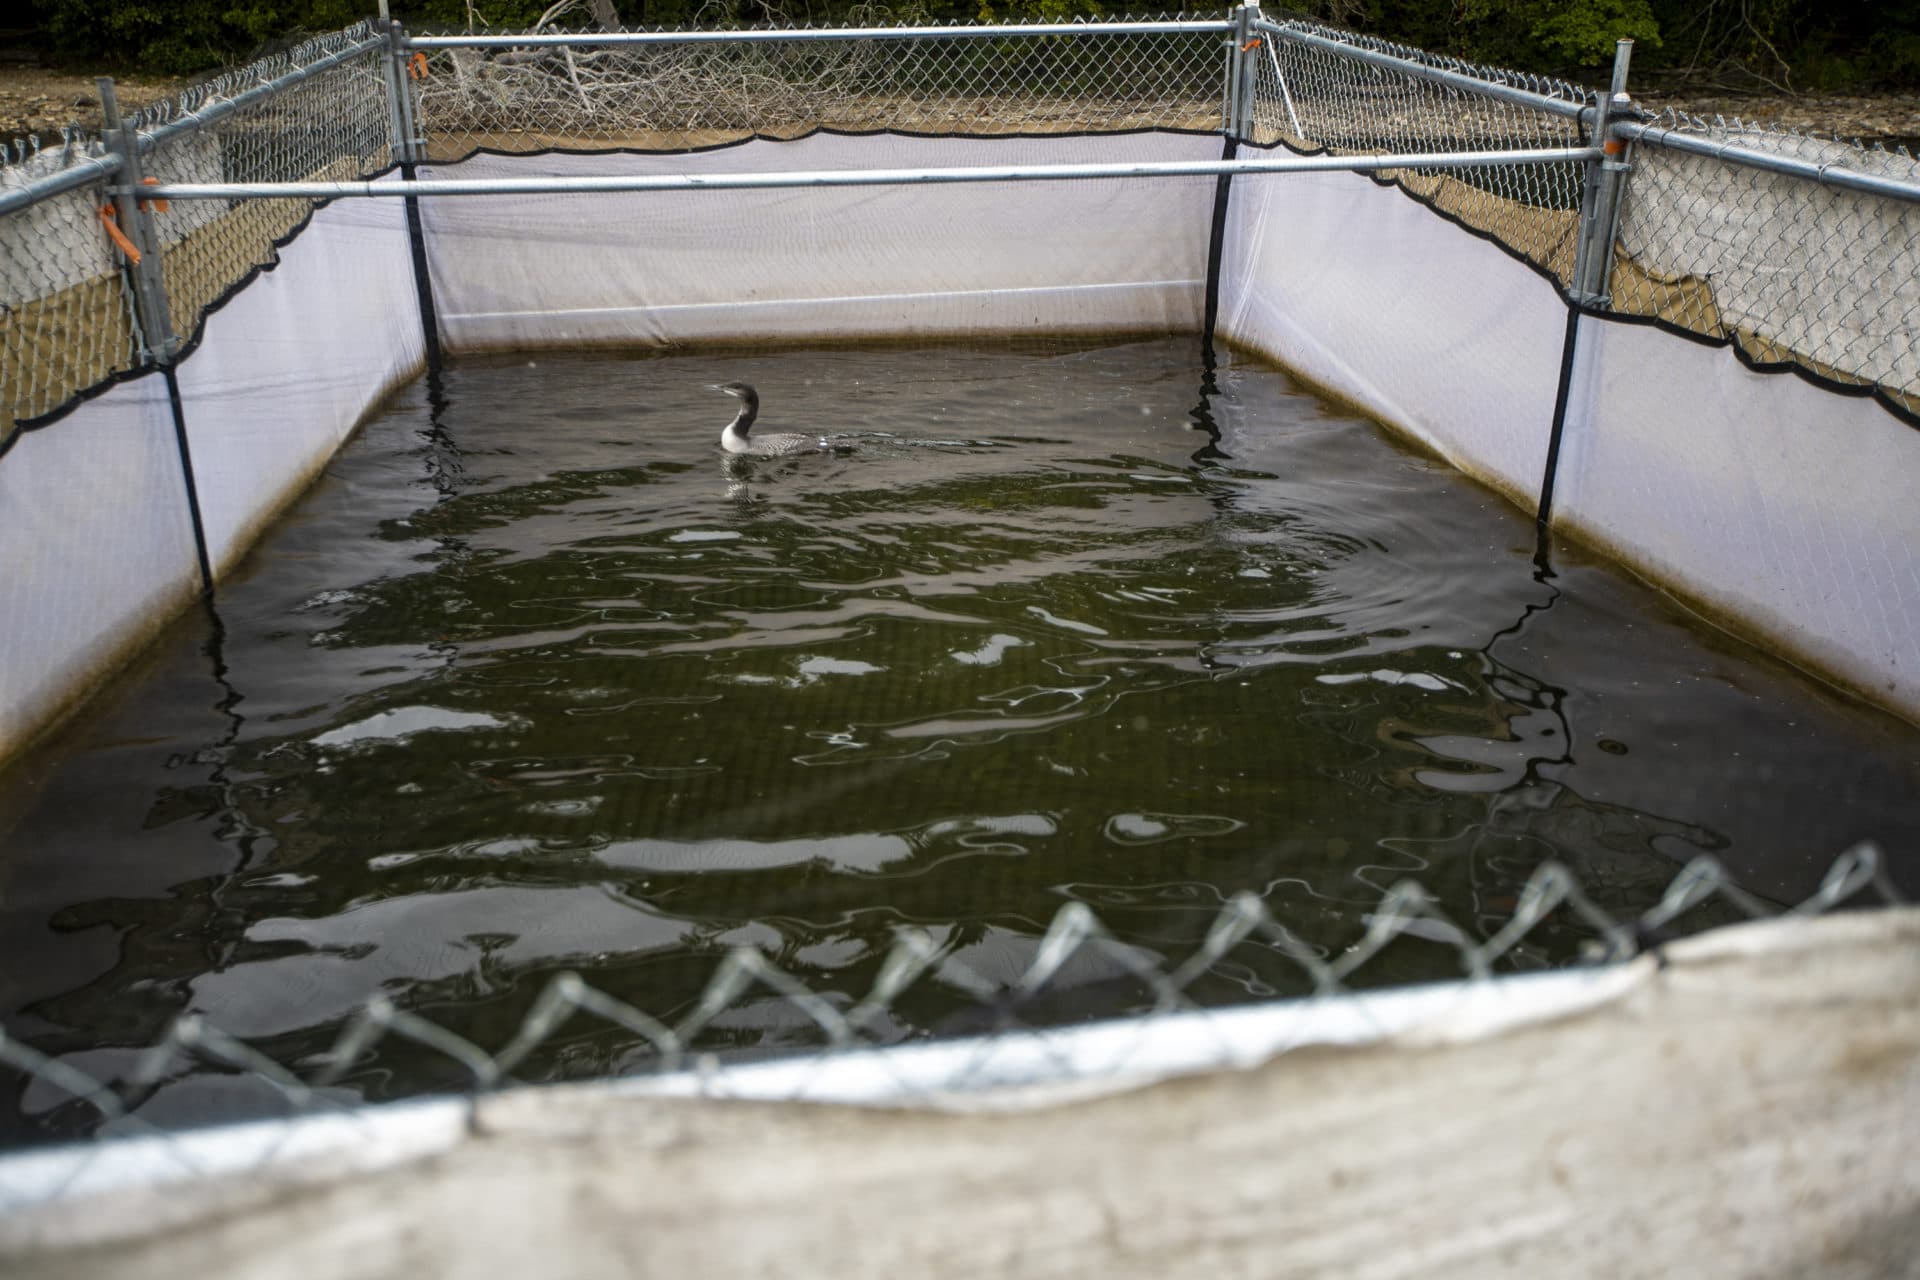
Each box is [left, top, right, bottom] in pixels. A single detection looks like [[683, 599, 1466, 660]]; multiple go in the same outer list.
[[427, 121, 1231, 167], [1535, 300, 1582, 531], [1231, 132, 1920, 434], [1565, 297, 1920, 431], [399, 161, 444, 369], [1201, 135, 1238, 355], [161, 363, 217, 597]]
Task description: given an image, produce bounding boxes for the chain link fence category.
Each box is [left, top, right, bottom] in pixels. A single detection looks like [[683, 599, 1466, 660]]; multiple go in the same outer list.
[[1249, 15, 1594, 288], [0, 146, 140, 450], [409, 14, 1231, 158], [7, 10, 1920, 450], [132, 24, 394, 361], [0, 842, 1902, 1196], [0, 24, 391, 454], [1609, 112, 1920, 417]]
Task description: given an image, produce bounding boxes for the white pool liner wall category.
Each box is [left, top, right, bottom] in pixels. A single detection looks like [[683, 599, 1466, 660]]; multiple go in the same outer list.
[[175, 187, 426, 577], [5, 129, 1918, 766], [421, 132, 1222, 353], [0, 183, 424, 763], [1215, 160, 1569, 507], [1556, 314, 1920, 719], [0, 381, 202, 761]]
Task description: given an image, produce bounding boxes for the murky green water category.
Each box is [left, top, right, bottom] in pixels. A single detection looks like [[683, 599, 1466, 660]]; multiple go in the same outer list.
[[1, 336, 1915, 1140]]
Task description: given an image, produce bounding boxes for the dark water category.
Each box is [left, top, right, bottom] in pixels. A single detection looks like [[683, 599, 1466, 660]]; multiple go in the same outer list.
[[1, 337, 1915, 1141]]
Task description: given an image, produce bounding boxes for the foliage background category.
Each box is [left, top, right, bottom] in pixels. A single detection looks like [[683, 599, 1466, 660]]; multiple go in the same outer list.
[[25, 0, 1920, 91]]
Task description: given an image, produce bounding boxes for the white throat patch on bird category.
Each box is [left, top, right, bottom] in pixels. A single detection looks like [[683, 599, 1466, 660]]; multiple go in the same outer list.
[[712, 382, 826, 457]]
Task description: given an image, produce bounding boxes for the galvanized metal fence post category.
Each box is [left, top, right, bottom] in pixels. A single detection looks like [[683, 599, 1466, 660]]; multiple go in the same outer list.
[[1570, 38, 1634, 307], [1226, 2, 1261, 142], [378, 5, 421, 169], [378, 0, 443, 367], [98, 76, 215, 594], [96, 77, 178, 365]]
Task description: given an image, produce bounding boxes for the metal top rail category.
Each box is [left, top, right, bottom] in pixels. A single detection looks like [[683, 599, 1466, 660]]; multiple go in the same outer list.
[[1253, 17, 1591, 122], [139, 146, 1602, 202], [137, 32, 386, 152], [0, 29, 384, 220], [0, 152, 122, 218], [404, 19, 1233, 50], [1613, 116, 1920, 206]]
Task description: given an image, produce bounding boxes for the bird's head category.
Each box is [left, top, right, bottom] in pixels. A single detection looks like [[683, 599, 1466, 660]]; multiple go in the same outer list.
[[708, 381, 757, 402]]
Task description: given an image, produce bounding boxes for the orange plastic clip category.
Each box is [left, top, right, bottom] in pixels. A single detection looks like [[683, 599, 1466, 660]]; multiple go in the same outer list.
[[1241, 36, 1262, 51], [139, 175, 170, 213], [1602, 136, 1627, 158], [98, 205, 141, 264], [409, 52, 429, 79]]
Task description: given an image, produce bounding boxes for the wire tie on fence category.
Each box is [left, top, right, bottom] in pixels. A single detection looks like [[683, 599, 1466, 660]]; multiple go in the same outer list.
[[1161, 891, 1266, 997], [309, 996, 398, 1087], [1790, 840, 1886, 915], [1643, 855, 1773, 933], [846, 928, 945, 1032], [673, 948, 855, 1049], [97, 204, 141, 265], [374, 1002, 500, 1089], [138, 176, 169, 213], [186, 1022, 316, 1109], [410, 52, 430, 79], [1018, 901, 1101, 997], [1327, 881, 1428, 981], [128, 1015, 202, 1090], [0, 1028, 131, 1125], [490, 971, 684, 1078]]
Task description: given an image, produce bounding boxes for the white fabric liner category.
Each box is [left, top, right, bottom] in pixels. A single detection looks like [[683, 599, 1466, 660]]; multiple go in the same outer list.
[[1216, 163, 1568, 508], [6, 130, 1918, 763], [0, 380, 202, 761], [421, 132, 1222, 352], [175, 187, 426, 577], [0, 958, 1642, 1218], [1556, 314, 1920, 720]]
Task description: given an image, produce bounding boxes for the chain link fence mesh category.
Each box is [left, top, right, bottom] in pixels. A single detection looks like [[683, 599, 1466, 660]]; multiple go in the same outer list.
[[411, 15, 1230, 158], [1609, 114, 1920, 416], [0, 25, 391, 454], [1250, 17, 1594, 288], [8, 13, 1920, 446], [0, 148, 140, 450], [132, 25, 394, 364], [0, 842, 1902, 1179]]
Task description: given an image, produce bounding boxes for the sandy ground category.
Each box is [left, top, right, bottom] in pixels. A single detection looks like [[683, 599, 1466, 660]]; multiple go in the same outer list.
[[0, 66, 186, 149]]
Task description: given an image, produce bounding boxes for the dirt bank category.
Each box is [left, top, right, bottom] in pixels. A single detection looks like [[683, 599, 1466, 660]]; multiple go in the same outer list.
[[0, 66, 185, 150]]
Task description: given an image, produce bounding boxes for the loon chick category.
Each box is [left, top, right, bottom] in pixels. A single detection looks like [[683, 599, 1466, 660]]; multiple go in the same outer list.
[[711, 382, 827, 457]]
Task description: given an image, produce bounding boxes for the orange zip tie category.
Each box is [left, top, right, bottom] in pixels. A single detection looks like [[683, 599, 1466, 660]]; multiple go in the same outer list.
[[98, 205, 141, 264], [138, 175, 170, 213], [1602, 136, 1627, 158], [1240, 36, 1262, 51], [409, 52, 429, 79]]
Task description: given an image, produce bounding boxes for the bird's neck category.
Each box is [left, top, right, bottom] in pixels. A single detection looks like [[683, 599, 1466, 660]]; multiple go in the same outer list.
[[723, 398, 758, 444], [721, 415, 752, 453]]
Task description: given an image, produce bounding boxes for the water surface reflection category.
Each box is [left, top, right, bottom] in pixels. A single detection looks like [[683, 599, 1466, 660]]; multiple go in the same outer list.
[[1, 337, 1913, 1141]]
